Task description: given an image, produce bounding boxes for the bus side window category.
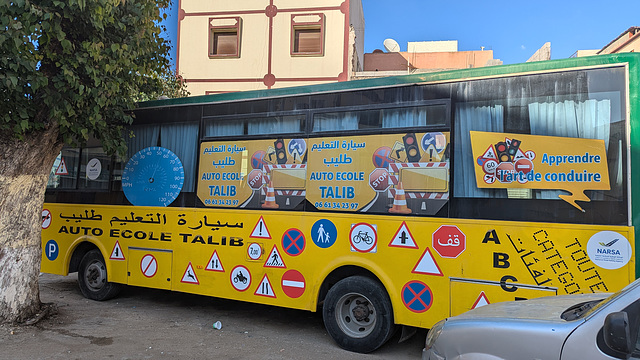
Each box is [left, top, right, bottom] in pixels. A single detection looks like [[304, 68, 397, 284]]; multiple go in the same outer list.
[[47, 148, 80, 190], [110, 155, 124, 192], [127, 122, 199, 193], [452, 103, 508, 199], [78, 147, 111, 191]]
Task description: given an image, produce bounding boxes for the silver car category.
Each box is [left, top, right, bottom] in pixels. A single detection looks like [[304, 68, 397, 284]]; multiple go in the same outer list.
[[423, 278, 640, 359]]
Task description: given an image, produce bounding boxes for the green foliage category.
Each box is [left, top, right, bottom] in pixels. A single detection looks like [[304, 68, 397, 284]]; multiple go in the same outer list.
[[132, 71, 189, 103], [0, 0, 186, 156]]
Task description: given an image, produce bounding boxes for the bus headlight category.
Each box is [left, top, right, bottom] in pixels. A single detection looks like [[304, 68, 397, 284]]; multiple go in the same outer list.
[[425, 319, 446, 351]]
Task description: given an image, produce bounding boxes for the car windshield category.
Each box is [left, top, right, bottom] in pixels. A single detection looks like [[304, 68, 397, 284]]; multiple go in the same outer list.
[[571, 278, 640, 320], [561, 300, 603, 320]]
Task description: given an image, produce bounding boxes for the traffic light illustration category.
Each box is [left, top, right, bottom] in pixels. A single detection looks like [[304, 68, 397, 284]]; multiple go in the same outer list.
[[494, 141, 511, 163], [274, 138, 287, 164], [402, 133, 421, 162], [508, 139, 521, 159]]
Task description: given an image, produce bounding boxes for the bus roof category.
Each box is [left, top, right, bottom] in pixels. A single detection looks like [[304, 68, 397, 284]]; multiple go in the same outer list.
[[138, 53, 640, 110]]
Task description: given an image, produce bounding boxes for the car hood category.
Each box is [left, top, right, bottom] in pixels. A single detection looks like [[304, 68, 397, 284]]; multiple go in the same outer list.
[[453, 293, 610, 321]]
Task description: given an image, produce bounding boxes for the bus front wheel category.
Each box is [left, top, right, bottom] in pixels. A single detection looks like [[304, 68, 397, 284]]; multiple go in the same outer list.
[[77, 249, 122, 301], [322, 276, 395, 353]]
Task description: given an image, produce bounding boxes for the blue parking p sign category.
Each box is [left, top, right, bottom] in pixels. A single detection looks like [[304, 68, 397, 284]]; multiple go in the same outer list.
[[45, 240, 59, 261]]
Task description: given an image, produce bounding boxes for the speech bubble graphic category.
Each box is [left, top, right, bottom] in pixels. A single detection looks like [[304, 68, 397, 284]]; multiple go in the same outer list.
[[470, 131, 610, 212]]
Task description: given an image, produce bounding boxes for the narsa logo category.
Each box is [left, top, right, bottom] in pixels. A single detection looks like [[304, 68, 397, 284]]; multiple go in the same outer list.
[[597, 238, 621, 255], [597, 248, 621, 255], [587, 231, 631, 270], [599, 239, 619, 247]]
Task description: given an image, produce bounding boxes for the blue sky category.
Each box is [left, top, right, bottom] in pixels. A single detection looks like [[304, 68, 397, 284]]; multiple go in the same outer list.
[[161, 1, 640, 67]]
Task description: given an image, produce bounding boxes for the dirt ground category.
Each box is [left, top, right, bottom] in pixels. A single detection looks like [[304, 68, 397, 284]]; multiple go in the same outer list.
[[0, 273, 427, 360]]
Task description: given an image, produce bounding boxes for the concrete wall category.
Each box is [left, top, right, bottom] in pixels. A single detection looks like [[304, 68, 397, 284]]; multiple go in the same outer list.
[[572, 50, 599, 57], [349, 0, 365, 70], [407, 40, 457, 53], [363, 50, 496, 72]]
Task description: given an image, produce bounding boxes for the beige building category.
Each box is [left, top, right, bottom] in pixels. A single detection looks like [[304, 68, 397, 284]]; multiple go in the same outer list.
[[572, 27, 640, 57], [176, 0, 364, 95], [355, 40, 501, 79], [598, 27, 640, 54]]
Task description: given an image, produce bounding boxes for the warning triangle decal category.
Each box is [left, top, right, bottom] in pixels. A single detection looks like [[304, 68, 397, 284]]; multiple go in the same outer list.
[[263, 245, 287, 268], [411, 248, 443, 276], [181, 262, 200, 284], [389, 221, 418, 249], [425, 144, 442, 161], [250, 216, 271, 239], [55, 158, 69, 175], [254, 274, 277, 298], [481, 145, 497, 160], [513, 149, 527, 161], [109, 241, 125, 260], [472, 291, 490, 309], [205, 250, 224, 272]]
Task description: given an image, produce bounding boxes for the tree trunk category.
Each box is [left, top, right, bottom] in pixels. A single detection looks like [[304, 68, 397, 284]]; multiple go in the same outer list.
[[0, 126, 62, 323]]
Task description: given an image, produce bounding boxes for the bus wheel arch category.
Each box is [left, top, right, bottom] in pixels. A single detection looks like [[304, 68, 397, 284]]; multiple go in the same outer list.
[[317, 266, 373, 306], [76, 248, 122, 301], [319, 268, 395, 353], [68, 241, 100, 273]]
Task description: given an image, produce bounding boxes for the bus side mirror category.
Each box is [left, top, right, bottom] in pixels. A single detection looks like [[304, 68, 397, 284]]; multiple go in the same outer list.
[[604, 311, 634, 355]]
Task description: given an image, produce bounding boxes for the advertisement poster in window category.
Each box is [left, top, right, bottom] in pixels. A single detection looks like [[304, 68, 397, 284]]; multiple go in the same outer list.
[[469, 131, 610, 211], [198, 139, 307, 209], [198, 133, 450, 215], [306, 132, 450, 215]]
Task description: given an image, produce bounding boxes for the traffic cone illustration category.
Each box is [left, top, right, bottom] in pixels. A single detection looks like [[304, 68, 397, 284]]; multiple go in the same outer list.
[[389, 182, 411, 214], [262, 181, 279, 209]]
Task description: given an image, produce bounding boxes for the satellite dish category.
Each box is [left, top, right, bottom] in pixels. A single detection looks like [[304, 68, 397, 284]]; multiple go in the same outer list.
[[383, 38, 400, 52]]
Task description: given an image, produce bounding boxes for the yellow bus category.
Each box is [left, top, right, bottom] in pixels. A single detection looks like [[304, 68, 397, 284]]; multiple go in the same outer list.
[[42, 54, 638, 353]]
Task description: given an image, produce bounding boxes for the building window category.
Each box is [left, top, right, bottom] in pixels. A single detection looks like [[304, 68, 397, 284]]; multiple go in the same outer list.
[[209, 17, 241, 57], [291, 14, 324, 56]]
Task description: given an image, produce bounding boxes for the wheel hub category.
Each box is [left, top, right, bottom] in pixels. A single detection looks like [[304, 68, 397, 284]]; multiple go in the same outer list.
[[335, 293, 377, 338], [352, 301, 370, 322], [85, 261, 106, 291]]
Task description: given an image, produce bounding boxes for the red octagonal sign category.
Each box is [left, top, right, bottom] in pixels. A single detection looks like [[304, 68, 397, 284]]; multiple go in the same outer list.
[[369, 168, 391, 192], [246, 169, 264, 190], [432, 225, 466, 259]]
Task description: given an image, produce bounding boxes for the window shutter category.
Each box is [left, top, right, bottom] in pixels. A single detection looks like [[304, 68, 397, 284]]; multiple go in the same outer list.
[[295, 29, 321, 53], [214, 32, 237, 55]]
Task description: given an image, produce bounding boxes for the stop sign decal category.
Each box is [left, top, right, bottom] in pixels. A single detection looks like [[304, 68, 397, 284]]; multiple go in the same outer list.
[[369, 168, 390, 192], [432, 225, 466, 258], [247, 169, 264, 190]]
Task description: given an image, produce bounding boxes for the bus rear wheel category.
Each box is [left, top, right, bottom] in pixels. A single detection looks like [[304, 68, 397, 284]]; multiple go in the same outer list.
[[77, 249, 122, 301], [322, 276, 395, 353]]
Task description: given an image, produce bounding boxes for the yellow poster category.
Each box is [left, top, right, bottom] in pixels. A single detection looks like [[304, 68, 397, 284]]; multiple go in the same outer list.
[[198, 139, 307, 209], [198, 133, 451, 215], [470, 131, 610, 211], [306, 132, 450, 215]]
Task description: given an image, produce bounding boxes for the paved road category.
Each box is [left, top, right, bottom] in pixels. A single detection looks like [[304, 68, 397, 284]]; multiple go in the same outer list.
[[0, 273, 426, 359]]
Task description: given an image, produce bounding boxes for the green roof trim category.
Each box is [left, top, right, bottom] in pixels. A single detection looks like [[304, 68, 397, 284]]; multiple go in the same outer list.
[[138, 53, 640, 109]]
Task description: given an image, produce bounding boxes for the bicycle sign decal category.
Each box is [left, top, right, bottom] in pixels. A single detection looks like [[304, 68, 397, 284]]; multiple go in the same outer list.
[[349, 223, 377, 253]]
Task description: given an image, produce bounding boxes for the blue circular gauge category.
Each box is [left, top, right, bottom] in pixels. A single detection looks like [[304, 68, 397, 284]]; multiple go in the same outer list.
[[122, 147, 184, 207]]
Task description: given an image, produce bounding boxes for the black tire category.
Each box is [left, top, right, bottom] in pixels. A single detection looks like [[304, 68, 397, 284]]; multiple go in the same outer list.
[[322, 276, 395, 353], [77, 249, 122, 301]]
